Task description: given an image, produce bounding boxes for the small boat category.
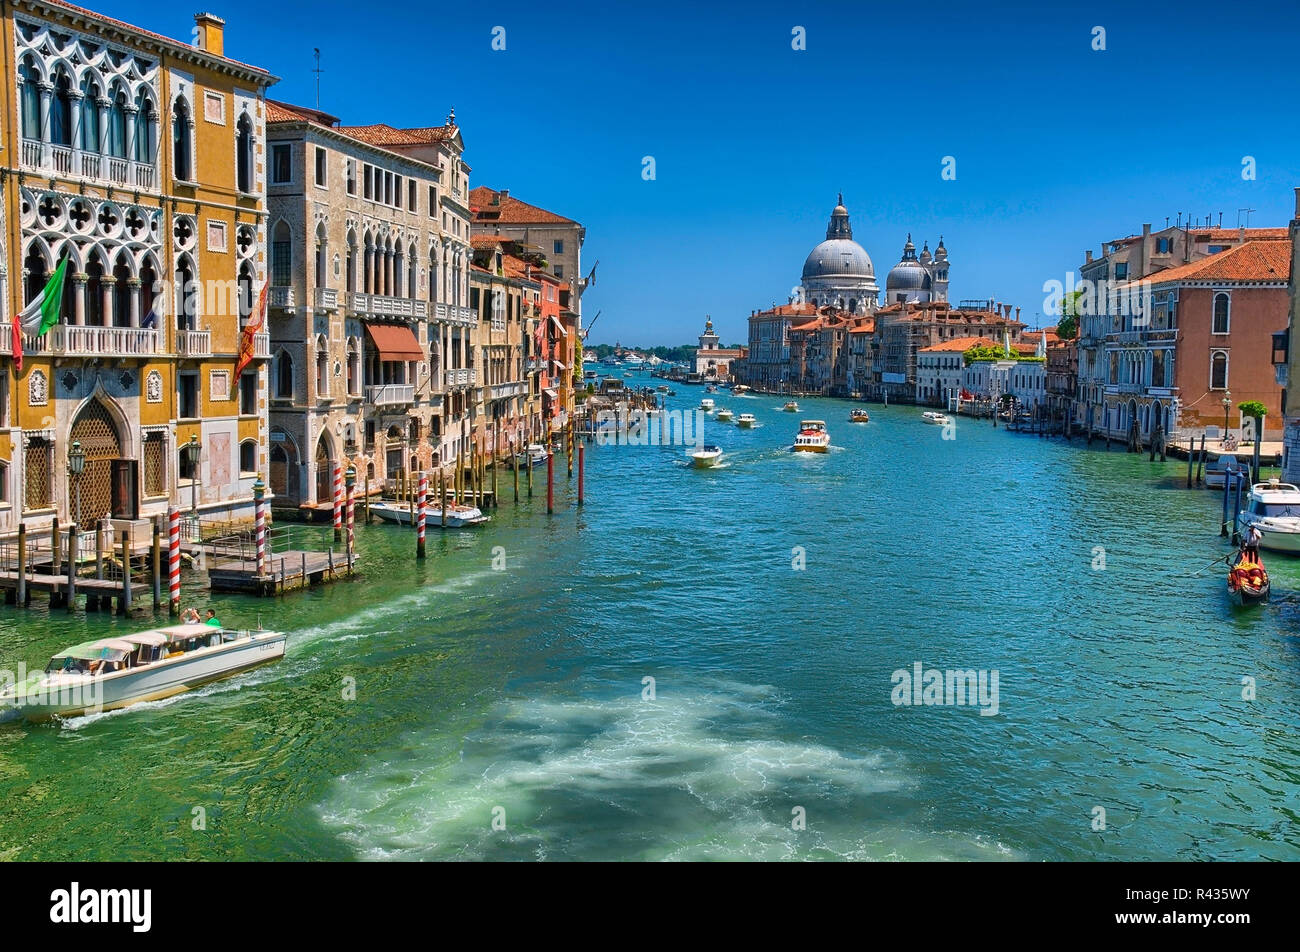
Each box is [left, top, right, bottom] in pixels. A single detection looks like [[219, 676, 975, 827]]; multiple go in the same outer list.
[[922, 411, 950, 426], [849, 409, 870, 423], [732, 385, 751, 395], [0, 623, 288, 721], [667, 389, 677, 396], [690, 445, 723, 468], [369, 499, 490, 527], [705, 384, 718, 393], [657, 385, 669, 392], [792, 420, 831, 453], [700, 398, 715, 413], [510, 444, 549, 470], [623, 372, 633, 378], [716, 408, 734, 422], [1234, 479, 1300, 553], [1205, 453, 1242, 490], [783, 401, 799, 413], [1227, 548, 1270, 606], [737, 413, 757, 428]]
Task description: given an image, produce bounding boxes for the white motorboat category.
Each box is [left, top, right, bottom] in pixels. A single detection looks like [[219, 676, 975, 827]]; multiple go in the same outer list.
[[792, 420, 831, 453], [690, 444, 723, 468], [369, 499, 489, 527], [511, 443, 549, 470], [0, 623, 288, 721], [782, 401, 799, 413], [1235, 479, 1300, 553], [716, 408, 734, 422], [737, 413, 757, 428], [922, 411, 950, 425], [700, 398, 715, 413]]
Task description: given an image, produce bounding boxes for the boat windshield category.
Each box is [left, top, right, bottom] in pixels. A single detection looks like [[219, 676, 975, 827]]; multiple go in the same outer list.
[[1253, 502, 1300, 518]]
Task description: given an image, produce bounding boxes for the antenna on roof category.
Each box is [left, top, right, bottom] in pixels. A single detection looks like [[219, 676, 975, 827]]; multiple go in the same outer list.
[[313, 48, 323, 109], [1238, 207, 1255, 228]]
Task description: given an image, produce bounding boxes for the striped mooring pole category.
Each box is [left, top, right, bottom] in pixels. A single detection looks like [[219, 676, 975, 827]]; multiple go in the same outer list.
[[167, 507, 181, 616], [345, 464, 356, 574], [416, 472, 427, 559], [332, 462, 343, 544], [254, 477, 267, 578]]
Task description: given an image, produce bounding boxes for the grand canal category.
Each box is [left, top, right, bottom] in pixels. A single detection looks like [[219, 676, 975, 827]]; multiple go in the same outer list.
[[2, 384, 1299, 861]]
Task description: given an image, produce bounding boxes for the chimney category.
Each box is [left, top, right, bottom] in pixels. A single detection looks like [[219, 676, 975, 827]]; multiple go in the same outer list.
[[193, 13, 225, 56], [499, 189, 509, 202], [1294, 187, 1300, 218], [1015, 306, 1021, 322], [1141, 223, 1151, 277], [1085, 250, 1093, 264], [1239, 225, 1246, 242]]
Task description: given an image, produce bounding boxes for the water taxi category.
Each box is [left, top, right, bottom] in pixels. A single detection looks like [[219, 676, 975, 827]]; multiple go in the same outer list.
[[0, 624, 288, 721], [690, 445, 723, 468], [716, 408, 734, 422], [792, 420, 831, 453], [700, 398, 715, 413], [1234, 479, 1300, 553], [737, 413, 757, 428], [369, 500, 489, 528], [783, 401, 800, 413], [922, 411, 950, 426], [850, 409, 870, 423]]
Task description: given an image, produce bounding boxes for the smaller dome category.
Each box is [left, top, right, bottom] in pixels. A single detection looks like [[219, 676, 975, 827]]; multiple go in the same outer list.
[[886, 261, 931, 291]]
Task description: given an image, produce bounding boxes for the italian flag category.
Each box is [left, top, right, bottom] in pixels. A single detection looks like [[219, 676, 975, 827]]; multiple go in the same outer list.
[[12, 256, 68, 373]]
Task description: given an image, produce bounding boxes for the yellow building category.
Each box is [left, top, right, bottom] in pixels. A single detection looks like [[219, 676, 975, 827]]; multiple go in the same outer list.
[[1, 7, 276, 532]]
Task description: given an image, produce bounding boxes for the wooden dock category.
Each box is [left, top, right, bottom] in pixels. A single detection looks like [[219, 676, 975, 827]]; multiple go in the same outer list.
[[199, 525, 355, 596], [0, 519, 163, 613]]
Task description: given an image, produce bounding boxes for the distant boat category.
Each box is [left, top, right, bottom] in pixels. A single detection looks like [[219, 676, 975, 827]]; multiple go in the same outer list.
[[1206, 453, 1242, 490], [716, 408, 734, 422], [792, 420, 830, 453], [922, 411, 950, 426], [732, 385, 751, 395], [737, 413, 757, 428], [850, 409, 870, 423], [690, 445, 723, 468], [510, 444, 549, 470], [782, 401, 799, 413], [700, 398, 715, 413]]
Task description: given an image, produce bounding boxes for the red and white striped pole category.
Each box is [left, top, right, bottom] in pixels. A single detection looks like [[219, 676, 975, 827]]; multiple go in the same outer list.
[[167, 506, 181, 616], [332, 462, 342, 543], [416, 471, 427, 559], [344, 464, 356, 574], [253, 477, 267, 577]]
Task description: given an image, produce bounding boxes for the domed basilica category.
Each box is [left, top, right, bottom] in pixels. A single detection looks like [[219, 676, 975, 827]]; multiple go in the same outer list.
[[798, 196, 949, 312]]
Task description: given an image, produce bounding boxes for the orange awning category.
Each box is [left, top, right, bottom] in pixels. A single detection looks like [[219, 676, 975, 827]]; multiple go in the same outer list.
[[365, 323, 424, 361]]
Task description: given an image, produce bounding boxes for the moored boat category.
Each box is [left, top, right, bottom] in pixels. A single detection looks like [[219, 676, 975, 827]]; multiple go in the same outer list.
[[1227, 549, 1270, 606], [716, 408, 734, 422], [1205, 453, 1242, 490], [737, 413, 757, 428], [922, 411, 950, 426], [792, 420, 831, 453], [510, 443, 548, 470], [0, 623, 288, 721], [690, 445, 723, 468], [1234, 479, 1300, 553], [369, 499, 490, 527], [849, 408, 870, 423]]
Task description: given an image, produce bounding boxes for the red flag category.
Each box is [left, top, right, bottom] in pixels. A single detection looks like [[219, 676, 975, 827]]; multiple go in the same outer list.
[[12, 316, 22, 374], [234, 282, 269, 384]]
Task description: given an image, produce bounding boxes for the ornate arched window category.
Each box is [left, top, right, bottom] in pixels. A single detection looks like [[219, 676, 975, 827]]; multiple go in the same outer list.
[[85, 250, 105, 325], [175, 254, 197, 330], [314, 222, 328, 289], [51, 70, 74, 146], [23, 245, 49, 304], [172, 96, 192, 181], [345, 231, 357, 294], [134, 91, 155, 164], [18, 57, 40, 140], [107, 89, 128, 158], [275, 350, 294, 399], [236, 112, 254, 192], [79, 78, 101, 152]]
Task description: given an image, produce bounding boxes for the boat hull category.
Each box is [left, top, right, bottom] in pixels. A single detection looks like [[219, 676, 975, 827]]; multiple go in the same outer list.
[[792, 444, 829, 453], [371, 503, 488, 527], [1236, 516, 1300, 553], [9, 632, 288, 720], [1228, 552, 1270, 606]]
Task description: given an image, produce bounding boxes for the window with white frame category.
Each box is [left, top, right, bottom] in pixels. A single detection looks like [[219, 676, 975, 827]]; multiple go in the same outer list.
[[1212, 292, 1230, 334], [1210, 349, 1229, 390]]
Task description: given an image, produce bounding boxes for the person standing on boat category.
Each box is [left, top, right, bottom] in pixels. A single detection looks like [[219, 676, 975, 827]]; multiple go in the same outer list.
[[1242, 523, 1262, 562], [204, 609, 222, 628]]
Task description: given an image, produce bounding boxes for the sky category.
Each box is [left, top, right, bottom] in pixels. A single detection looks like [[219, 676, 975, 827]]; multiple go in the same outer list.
[[95, 0, 1300, 346]]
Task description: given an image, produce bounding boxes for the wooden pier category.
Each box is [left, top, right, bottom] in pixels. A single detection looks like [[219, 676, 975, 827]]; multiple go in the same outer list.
[[199, 525, 355, 596], [0, 519, 162, 614]]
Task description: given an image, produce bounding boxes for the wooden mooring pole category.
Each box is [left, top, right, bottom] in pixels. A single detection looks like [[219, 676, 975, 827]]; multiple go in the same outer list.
[[152, 518, 162, 610], [118, 531, 131, 616], [65, 524, 78, 613]]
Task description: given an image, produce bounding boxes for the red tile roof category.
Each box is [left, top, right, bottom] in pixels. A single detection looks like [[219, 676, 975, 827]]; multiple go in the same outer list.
[[470, 186, 577, 225], [751, 303, 818, 318], [1143, 240, 1292, 285], [919, 336, 998, 353], [1191, 227, 1289, 241], [336, 124, 457, 147]]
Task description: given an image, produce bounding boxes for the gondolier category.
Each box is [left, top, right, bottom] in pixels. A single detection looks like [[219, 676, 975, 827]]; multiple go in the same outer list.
[[1243, 523, 1262, 561]]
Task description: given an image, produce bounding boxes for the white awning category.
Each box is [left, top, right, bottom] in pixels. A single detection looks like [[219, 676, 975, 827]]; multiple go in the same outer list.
[[544, 388, 559, 399], [551, 360, 568, 371], [548, 315, 566, 336]]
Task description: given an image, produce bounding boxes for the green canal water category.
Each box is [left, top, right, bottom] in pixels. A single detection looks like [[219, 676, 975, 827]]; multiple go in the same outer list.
[[2, 385, 1299, 861]]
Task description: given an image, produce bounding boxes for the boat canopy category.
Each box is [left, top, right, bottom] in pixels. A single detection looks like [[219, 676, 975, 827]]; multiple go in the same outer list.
[[119, 632, 169, 648], [158, 623, 217, 641], [51, 638, 136, 661]]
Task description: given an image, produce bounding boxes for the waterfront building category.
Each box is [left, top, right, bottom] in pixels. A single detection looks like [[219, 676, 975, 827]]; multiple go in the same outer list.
[[1074, 220, 1287, 437], [962, 342, 1045, 408], [742, 302, 817, 392], [264, 99, 458, 507], [1099, 239, 1290, 445], [916, 336, 995, 407], [1045, 335, 1078, 426], [1, 9, 275, 531], [884, 235, 949, 305], [1282, 192, 1300, 482], [694, 317, 745, 381], [788, 313, 849, 394], [468, 243, 537, 460]]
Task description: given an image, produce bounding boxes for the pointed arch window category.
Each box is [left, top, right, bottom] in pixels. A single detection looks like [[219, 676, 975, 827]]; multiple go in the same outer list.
[[236, 112, 254, 193], [275, 350, 295, 399], [85, 251, 105, 326], [107, 90, 128, 158], [79, 78, 101, 152], [172, 97, 192, 181], [314, 223, 328, 289], [23, 246, 49, 305], [18, 58, 40, 140], [113, 254, 132, 327], [176, 255, 197, 331], [51, 71, 73, 146], [134, 91, 155, 164], [345, 233, 356, 294], [238, 261, 255, 325]]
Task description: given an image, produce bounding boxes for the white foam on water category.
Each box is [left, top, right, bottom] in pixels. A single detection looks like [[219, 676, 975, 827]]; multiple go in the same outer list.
[[316, 678, 1017, 860]]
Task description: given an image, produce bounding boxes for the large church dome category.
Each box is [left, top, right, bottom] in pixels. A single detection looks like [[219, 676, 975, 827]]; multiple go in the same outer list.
[[799, 195, 879, 305], [802, 238, 876, 281]]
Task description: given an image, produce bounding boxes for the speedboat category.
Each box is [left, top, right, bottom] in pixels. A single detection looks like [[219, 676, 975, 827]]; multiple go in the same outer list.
[[0, 623, 288, 721], [690, 445, 723, 468], [700, 398, 715, 413], [792, 420, 831, 453], [716, 408, 734, 422], [732, 385, 751, 395], [1234, 479, 1300, 553], [737, 413, 757, 428], [369, 499, 490, 527], [922, 411, 950, 425], [850, 409, 870, 423], [783, 401, 799, 413], [657, 385, 669, 392], [1206, 453, 1243, 490]]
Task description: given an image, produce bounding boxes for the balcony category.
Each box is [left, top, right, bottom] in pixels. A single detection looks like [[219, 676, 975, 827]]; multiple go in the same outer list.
[[349, 292, 428, 320], [176, 329, 211, 358], [445, 368, 478, 388], [314, 287, 339, 312], [254, 333, 270, 358], [433, 303, 476, 326], [0, 325, 11, 355], [25, 324, 161, 358], [488, 381, 527, 400], [270, 287, 295, 309], [1107, 328, 1178, 345], [366, 383, 415, 406], [21, 139, 156, 190]]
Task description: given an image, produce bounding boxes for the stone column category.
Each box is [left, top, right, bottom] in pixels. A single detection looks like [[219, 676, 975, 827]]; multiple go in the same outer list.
[[37, 81, 53, 162], [73, 274, 88, 325], [96, 97, 110, 155], [128, 277, 142, 328], [123, 104, 139, 165], [69, 91, 83, 156], [100, 276, 116, 327]]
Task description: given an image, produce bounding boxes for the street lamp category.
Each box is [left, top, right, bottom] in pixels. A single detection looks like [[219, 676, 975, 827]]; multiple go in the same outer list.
[[1222, 391, 1232, 439], [187, 433, 202, 520], [67, 440, 85, 526]]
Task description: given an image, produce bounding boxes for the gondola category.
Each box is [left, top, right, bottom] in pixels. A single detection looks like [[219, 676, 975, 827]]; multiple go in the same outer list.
[[1227, 548, 1270, 606]]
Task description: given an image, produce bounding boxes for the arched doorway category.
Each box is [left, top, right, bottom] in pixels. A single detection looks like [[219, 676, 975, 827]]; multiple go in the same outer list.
[[269, 434, 300, 502], [314, 435, 332, 504], [69, 399, 124, 527]]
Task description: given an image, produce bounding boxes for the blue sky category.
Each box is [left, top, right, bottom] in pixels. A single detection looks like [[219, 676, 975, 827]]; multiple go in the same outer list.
[[100, 0, 1300, 345]]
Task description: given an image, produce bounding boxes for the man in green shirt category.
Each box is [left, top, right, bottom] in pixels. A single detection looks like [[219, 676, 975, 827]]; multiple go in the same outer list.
[[204, 609, 222, 627]]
